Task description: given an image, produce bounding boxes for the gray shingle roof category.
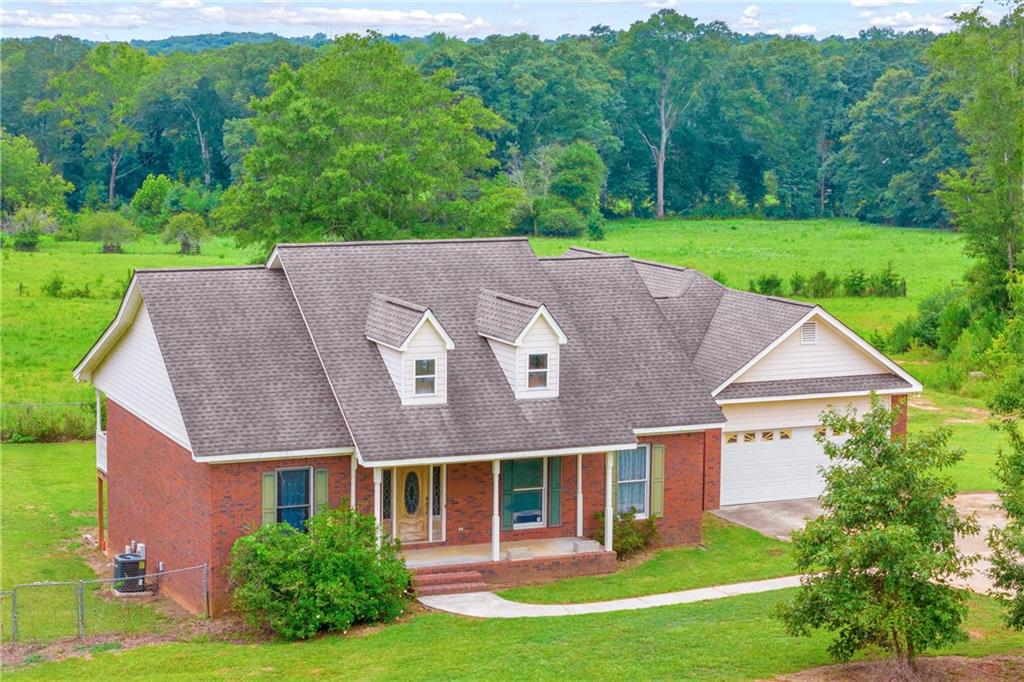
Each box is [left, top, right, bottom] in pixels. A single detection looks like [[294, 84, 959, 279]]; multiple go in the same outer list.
[[136, 267, 352, 458], [567, 247, 813, 389], [277, 238, 673, 463], [365, 294, 430, 348], [475, 288, 543, 344], [717, 374, 912, 400]]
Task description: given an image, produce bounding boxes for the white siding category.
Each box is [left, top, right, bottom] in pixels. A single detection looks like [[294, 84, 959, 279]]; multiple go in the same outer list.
[[487, 338, 517, 389], [721, 396, 872, 432], [736, 315, 886, 383], [400, 320, 448, 405], [514, 316, 560, 399], [378, 344, 404, 397], [92, 302, 191, 449]]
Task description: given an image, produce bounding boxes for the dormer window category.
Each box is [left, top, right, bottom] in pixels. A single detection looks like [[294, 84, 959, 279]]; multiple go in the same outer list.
[[528, 353, 548, 389], [477, 289, 567, 400], [414, 359, 436, 395], [365, 294, 454, 406]]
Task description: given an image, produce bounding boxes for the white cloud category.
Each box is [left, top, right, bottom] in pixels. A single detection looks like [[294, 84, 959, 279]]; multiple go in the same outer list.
[[867, 9, 955, 32], [737, 4, 761, 30], [156, 0, 203, 8], [642, 0, 678, 7], [850, 0, 918, 6], [0, 8, 148, 28], [789, 24, 816, 36]]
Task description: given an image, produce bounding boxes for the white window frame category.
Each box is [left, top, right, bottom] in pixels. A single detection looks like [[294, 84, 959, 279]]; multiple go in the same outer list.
[[526, 352, 549, 390], [276, 466, 313, 527], [616, 444, 650, 519], [510, 456, 547, 530], [413, 357, 437, 396]]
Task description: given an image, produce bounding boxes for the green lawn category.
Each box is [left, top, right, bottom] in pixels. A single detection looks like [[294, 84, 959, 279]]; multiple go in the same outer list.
[[531, 217, 968, 336], [1, 441, 167, 641], [9, 591, 1021, 680], [499, 515, 793, 604]]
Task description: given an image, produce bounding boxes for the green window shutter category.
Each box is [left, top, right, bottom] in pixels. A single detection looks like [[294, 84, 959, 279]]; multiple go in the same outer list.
[[548, 457, 561, 527], [500, 460, 514, 530], [261, 471, 277, 526], [313, 467, 329, 514], [651, 444, 665, 518], [610, 452, 618, 514]]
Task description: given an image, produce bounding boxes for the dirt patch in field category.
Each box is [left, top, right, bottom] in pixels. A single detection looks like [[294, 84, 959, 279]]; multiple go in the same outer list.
[[772, 654, 1024, 681], [910, 396, 942, 412]]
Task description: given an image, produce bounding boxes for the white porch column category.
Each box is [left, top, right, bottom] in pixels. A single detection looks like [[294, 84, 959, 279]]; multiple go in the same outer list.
[[604, 452, 614, 552], [95, 389, 102, 434], [576, 454, 584, 537], [350, 455, 357, 510], [491, 460, 501, 562], [372, 467, 383, 547]]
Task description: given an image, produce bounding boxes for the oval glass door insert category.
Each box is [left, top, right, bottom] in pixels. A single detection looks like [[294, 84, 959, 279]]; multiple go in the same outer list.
[[404, 471, 420, 514]]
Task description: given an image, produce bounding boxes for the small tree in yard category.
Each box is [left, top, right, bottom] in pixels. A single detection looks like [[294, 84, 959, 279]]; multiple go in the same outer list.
[[988, 421, 1024, 630], [77, 211, 138, 253], [230, 505, 410, 640], [778, 396, 978, 672], [162, 212, 206, 254]]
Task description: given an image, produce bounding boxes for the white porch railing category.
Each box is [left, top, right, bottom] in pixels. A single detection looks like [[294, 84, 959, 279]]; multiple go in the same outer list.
[[96, 430, 107, 473]]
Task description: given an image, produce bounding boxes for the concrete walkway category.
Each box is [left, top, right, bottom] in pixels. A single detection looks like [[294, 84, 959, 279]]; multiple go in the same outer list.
[[418, 574, 804, 618]]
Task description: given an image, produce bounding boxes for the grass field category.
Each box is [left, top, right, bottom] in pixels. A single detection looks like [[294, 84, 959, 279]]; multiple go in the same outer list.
[[9, 590, 1021, 680], [499, 515, 793, 604], [1, 442, 168, 641]]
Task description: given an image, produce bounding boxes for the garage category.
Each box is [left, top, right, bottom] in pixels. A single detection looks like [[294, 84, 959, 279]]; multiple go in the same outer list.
[[717, 396, 869, 506], [720, 425, 831, 506]]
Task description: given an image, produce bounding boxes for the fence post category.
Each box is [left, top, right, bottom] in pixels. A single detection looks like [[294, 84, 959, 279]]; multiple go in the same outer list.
[[77, 580, 86, 638], [10, 588, 17, 644], [203, 563, 211, 619]]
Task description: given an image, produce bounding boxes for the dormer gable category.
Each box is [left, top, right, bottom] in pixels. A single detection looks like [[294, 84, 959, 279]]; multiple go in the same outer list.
[[366, 294, 453, 406], [476, 289, 566, 399]]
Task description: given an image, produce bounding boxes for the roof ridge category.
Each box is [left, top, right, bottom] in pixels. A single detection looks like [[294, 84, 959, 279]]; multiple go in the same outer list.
[[276, 237, 529, 249], [135, 265, 265, 274], [479, 288, 541, 309], [629, 258, 690, 273], [766, 295, 814, 308], [540, 254, 630, 262], [371, 293, 428, 313]]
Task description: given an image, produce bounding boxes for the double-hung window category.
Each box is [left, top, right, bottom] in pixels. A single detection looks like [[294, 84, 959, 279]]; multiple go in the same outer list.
[[277, 468, 312, 530], [509, 458, 545, 527], [414, 358, 436, 395], [527, 353, 548, 389], [616, 445, 650, 517]]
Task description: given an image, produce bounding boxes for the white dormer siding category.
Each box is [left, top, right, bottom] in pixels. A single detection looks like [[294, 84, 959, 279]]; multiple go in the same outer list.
[[487, 314, 562, 399], [375, 317, 450, 406]]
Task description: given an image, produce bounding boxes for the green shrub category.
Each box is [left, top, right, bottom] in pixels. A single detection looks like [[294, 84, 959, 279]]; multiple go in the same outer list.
[[790, 272, 807, 297], [162, 212, 206, 254], [534, 196, 586, 237], [870, 261, 906, 297], [843, 268, 868, 297], [229, 505, 410, 640], [711, 270, 728, 286], [592, 509, 659, 559], [807, 270, 839, 298], [76, 211, 138, 253], [752, 273, 784, 296]]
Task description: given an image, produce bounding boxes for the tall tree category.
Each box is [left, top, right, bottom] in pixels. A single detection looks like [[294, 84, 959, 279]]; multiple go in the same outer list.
[[216, 35, 523, 249], [42, 43, 157, 206], [611, 11, 728, 218], [778, 398, 977, 670], [0, 129, 74, 216], [932, 6, 1023, 298]]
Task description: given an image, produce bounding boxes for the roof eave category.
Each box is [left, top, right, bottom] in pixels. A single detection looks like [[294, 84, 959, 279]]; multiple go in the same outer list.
[[72, 275, 143, 383]]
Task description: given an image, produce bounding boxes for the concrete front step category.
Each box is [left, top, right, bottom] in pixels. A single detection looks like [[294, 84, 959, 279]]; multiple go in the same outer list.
[[416, 581, 489, 597], [414, 570, 484, 587]]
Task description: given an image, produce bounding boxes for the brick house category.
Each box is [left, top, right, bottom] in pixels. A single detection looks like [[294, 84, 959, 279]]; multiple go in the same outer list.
[[74, 238, 919, 615]]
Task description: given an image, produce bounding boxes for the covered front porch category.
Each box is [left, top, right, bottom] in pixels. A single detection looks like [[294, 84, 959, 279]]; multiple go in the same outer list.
[[404, 536, 603, 569], [365, 449, 631, 561]]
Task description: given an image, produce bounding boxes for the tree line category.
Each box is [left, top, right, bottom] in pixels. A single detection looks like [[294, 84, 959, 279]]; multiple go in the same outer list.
[[0, 10, 975, 230]]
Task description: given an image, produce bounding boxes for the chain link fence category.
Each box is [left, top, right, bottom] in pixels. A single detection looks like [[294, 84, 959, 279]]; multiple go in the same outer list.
[[3, 564, 208, 644]]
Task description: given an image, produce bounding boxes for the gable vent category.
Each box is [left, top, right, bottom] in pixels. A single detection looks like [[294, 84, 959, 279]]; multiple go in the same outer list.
[[800, 321, 817, 345]]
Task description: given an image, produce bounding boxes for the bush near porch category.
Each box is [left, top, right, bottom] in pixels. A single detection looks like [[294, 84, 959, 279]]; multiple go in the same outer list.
[[499, 514, 794, 604]]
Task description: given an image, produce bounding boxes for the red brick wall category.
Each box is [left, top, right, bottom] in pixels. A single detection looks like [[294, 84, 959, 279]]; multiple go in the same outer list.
[[207, 455, 353, 615], [638, 432, 706, 545], [702, 428, 722, 511], [412, 551, 619, 589], [106, 401, 212, 615], [891, 394, 908, 438]]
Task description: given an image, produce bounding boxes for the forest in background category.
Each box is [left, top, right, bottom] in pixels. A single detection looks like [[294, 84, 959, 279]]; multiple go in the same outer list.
[[1, 13, 969, 227]]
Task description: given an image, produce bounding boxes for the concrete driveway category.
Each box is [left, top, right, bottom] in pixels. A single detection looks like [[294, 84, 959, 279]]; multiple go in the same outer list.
[[712, 492, 1006, 594]]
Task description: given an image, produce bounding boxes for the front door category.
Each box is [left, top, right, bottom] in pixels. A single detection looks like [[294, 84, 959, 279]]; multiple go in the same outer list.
[[396, 466, 429, 542]]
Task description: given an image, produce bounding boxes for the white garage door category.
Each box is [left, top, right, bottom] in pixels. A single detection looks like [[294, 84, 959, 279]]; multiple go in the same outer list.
[[720, 426, 831, 506]]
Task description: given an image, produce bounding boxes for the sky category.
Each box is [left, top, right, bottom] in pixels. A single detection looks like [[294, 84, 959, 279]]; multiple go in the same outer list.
[[0, 0, 1007, 42]]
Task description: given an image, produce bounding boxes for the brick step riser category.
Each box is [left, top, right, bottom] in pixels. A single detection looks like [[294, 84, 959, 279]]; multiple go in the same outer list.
[[416, 581, 489, 597], [413, 571, 484, 587], [410, 562, 490, 576]]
